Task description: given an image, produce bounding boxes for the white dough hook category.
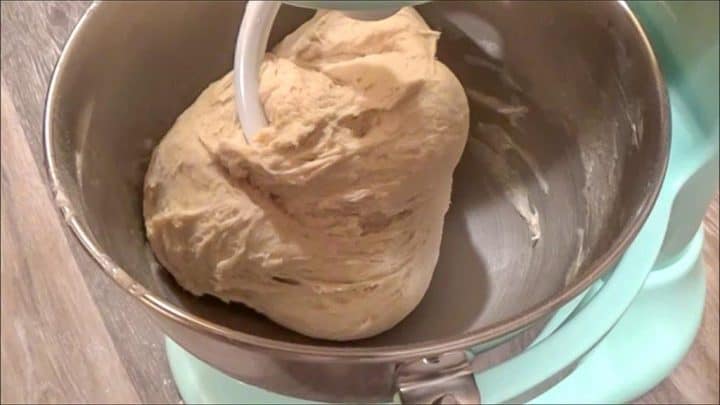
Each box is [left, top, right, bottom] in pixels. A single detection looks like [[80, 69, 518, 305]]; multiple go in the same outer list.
[[233, 1, 429, 141]]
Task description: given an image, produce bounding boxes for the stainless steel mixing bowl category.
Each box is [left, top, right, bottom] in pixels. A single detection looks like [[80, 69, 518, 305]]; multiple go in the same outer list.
[[44, 1, 668, 402]]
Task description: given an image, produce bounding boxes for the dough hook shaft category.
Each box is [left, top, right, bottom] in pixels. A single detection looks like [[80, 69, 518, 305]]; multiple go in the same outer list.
[[233, 1, 428, 141]]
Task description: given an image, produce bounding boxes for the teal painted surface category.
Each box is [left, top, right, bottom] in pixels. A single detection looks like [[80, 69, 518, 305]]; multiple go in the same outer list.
[[630, 0, 720, 265], [166, 339, 319, 405], [530, 229, 706, 404]]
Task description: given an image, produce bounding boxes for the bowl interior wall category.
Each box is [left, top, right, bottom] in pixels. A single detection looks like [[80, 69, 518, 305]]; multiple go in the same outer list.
[[48, 0, 666, 347]]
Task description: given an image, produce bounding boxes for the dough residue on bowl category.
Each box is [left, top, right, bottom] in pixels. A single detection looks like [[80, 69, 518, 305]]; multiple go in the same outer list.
[[143, 8, 469, 341]]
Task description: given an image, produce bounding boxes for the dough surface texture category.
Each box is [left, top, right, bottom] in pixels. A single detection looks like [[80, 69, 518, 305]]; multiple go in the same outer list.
[[143, 8, 469, 340]]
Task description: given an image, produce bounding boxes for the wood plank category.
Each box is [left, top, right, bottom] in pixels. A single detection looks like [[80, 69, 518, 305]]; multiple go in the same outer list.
[[1, 82, 141, 404], [0, 3, 180, 402]]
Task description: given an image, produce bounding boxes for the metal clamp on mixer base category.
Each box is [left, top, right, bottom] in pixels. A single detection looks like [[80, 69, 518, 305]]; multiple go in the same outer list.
[[44, 0, 718, 403], [397, 352, 481, 404]]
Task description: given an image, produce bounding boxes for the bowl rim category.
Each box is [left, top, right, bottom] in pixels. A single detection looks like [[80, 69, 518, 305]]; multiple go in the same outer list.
[[43, 0, 670, 361]]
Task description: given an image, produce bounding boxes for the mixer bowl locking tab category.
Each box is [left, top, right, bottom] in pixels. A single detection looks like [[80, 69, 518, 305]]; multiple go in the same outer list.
[[396, 352, 480, 404]]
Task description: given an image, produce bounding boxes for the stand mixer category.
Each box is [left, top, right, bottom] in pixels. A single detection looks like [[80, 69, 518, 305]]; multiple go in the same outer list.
[[174, 2, 720, 402], [43, 1, 718, 403]]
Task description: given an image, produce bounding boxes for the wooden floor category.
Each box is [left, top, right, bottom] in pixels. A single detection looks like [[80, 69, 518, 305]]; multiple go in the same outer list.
[[1, 2, 718, 404]]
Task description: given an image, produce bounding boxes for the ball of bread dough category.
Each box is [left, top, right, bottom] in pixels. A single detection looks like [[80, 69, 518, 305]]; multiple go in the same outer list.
[[143, 8, 469, 340]]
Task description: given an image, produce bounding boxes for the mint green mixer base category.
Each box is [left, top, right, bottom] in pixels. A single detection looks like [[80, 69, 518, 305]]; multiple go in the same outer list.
[[530, 228, 706, 404], [167, 228, 706, 404]]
